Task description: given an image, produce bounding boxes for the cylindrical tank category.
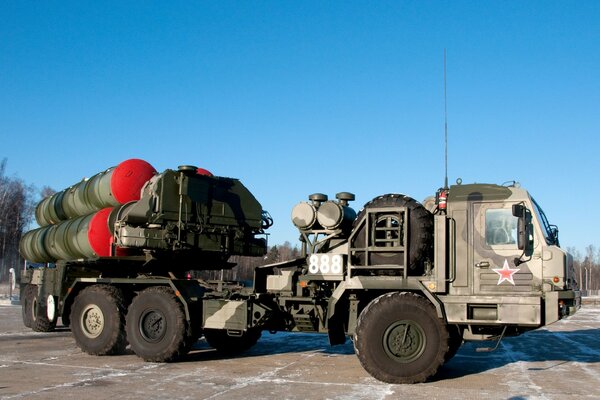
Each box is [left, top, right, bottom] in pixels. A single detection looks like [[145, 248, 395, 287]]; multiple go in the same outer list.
[[291, 203, 318, 229], [35, 159, 156, 227], [316, 201, 357, 230], [291, 193, 328, 230], [18, 228, 52, 263], [34, 191, 68, 227], [20, 208, 114, 263]]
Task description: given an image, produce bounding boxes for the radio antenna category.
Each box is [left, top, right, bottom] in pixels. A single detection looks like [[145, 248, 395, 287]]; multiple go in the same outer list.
[[443, 48, 449, 189]]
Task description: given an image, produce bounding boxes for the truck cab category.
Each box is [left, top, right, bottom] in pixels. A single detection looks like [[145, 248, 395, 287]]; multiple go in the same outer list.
[[438, 183, 579, 337]]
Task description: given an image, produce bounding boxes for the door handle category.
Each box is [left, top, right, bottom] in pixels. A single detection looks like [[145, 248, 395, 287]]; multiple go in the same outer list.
[[476, 261, 490, 268]]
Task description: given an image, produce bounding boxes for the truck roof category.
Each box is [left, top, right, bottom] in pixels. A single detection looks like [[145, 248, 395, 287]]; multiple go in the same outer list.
[[447, 183, 514, 202]]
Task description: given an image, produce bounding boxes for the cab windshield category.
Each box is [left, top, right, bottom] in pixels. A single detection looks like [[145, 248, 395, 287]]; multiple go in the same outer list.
[[531, 197, 559, 246]]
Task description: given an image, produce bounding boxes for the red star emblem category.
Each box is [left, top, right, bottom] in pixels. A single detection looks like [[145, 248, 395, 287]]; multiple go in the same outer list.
[[492, 259, 520, 285]]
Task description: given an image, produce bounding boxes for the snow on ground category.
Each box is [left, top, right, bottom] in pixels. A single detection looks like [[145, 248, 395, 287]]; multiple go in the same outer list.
[[0, 304, 599, 399]]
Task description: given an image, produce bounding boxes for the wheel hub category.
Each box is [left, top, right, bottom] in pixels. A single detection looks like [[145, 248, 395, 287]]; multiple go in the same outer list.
[[81, 304, 104, 338], [383, 320, 426, 363], [139, 309, 166, 342]]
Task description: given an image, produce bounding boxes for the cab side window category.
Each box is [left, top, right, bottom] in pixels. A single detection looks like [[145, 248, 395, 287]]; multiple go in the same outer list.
[[485, 209, 518, 246]]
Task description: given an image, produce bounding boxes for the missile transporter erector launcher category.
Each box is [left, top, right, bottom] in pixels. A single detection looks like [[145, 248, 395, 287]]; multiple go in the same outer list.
[[20, 162, 579, 384], [20, 160, 270, 332], [21, 161, 269, 268]]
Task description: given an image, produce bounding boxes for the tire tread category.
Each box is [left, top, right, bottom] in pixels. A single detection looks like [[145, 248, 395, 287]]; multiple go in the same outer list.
[[354, 292, 449, 384]]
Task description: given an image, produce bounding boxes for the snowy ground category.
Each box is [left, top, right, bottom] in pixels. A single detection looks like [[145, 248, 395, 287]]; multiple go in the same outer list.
[[0, 304, 599, 399], [0, 282, 19, 305]]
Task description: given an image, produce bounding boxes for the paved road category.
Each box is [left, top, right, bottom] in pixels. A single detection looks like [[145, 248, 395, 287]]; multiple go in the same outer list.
[[0, 304, 599, 400]]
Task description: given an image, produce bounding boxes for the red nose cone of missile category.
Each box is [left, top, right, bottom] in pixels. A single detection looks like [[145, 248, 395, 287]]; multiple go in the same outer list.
[[111, 159, 157, 204], [88, 207, 113, 257], [196, 168, 214, 177]]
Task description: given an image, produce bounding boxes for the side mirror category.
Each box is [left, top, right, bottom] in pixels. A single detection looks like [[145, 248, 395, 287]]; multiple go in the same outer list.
[[512, 204, 525, 217], [512, 204, 531, 251]]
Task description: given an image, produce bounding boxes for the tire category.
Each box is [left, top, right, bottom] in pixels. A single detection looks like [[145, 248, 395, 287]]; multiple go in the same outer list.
[[352, 194, 433, 273], [353, 292, 449, 384], [126, 286, 191, 362], [21, 284, 36, 328], [70, 285, 128, 355], [30, 286, 57, 332], [203, 328, 261, 355], [445, 325, 463, 362]]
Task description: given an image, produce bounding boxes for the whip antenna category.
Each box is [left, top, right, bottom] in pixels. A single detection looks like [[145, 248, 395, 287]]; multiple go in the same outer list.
[[436, 50, 450, 214], [444, 48, 449, 189]]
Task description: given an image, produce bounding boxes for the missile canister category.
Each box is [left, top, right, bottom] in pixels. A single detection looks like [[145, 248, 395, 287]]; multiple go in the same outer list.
[[35, 159, 156, 226], [18, 228, 52, 264], [20, 208, 114, 263]]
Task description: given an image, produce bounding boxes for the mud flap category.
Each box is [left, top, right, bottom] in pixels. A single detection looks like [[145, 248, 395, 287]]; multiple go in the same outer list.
[[544, 291, 559, 325]]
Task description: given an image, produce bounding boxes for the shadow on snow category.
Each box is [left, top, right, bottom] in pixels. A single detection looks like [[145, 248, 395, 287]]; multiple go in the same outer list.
[[184, 331, 355, 363], [436, 327, 600, 381], [184, 327, 600, 381], [12, 321, 600, 382]]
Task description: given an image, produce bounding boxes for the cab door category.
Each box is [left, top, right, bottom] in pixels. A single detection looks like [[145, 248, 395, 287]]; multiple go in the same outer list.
[[471, 202, 542, 296]]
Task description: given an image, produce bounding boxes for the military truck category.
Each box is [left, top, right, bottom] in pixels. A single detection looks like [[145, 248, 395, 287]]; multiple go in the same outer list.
[[20, 161, 580, 384]]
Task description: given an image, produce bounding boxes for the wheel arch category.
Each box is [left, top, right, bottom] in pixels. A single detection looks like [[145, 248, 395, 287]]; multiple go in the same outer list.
[[327, 278, 447, 342], [125, 284, 196, 362], [65, 278, 205, 324]]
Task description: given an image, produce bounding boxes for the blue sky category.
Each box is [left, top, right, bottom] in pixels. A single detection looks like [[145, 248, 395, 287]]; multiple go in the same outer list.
[[1, 1, 599, 252]]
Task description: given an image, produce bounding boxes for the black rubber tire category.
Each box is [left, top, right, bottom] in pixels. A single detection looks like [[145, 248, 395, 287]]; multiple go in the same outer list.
[[352, 194, 433, 273], [203, 328, 262, 355], [445, 325, 463, 362], [126, 286, 191, 362], [30, 286, 57, 332], [70, 285, 128, 356], [354, 292, 449, 384], [21, 284, 36, 328]]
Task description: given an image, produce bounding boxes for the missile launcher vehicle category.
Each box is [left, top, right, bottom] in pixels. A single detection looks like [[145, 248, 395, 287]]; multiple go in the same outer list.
[[20, 160, 269, 269], [20, 161, 580, 383]]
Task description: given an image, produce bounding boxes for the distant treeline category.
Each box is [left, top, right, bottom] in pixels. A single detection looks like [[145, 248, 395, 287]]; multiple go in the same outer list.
[[194, 241, 302, 283], [566, 245, 600, 292]]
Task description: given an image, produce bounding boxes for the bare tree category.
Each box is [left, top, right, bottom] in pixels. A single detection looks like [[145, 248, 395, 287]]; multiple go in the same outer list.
[[586, 245, 597, 292], [568, 245, 599, 293], [40, 186, 56, 199], [0, 159, 35, 281]]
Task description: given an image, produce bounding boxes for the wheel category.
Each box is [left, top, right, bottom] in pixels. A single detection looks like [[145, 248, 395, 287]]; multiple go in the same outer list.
[[203, 328, 261, 355], [352, 194, 433, 273], [353, 292, 449, 384], [70, 285, 127, 355], [445, 325, 463, 362], [21, 284, 36, 328], [126, 286, 191, 362], [30, 286, 57, 332]]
